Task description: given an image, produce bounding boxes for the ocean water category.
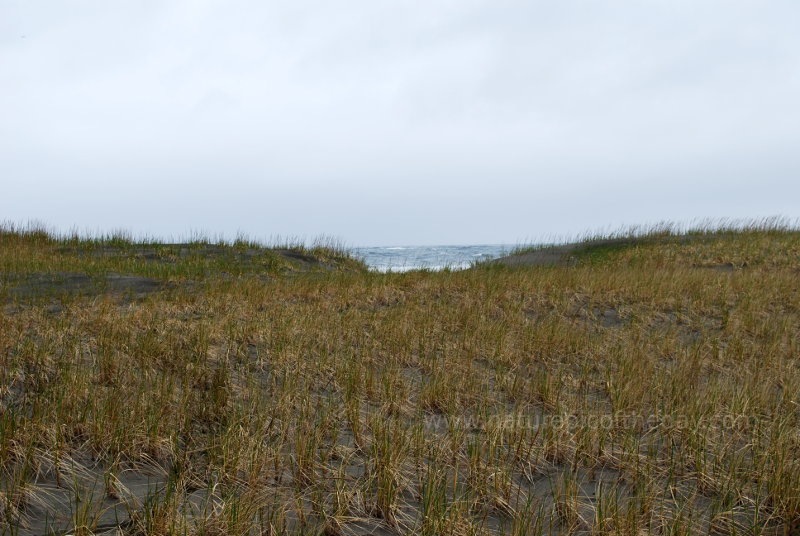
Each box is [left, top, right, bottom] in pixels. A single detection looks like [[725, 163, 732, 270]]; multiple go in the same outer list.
[[352, 245, 514, 272]]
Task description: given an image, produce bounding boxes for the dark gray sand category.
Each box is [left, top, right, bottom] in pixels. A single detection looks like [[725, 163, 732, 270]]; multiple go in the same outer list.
[[5, 272, 164, 300]]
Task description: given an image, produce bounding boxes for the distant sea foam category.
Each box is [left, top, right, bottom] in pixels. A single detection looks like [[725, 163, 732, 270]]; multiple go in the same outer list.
[[352, 245, 513, 272]]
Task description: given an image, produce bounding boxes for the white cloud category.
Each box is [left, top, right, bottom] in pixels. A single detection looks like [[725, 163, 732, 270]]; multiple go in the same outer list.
[[1, 0, 799, 244]]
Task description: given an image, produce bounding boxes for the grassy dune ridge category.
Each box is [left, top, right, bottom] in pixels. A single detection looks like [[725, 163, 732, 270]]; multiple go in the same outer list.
[[1, 223, 799, 535]]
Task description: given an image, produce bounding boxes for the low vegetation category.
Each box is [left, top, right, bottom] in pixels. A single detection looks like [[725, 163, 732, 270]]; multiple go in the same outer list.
[[1, 221, 798, 535]]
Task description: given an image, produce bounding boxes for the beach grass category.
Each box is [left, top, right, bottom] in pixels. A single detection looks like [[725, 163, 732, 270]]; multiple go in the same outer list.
[[1, 222, 799, 535]]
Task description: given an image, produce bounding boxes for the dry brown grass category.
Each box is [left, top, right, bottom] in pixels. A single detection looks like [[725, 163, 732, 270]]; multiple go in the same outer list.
[[1, 225, 799, 535]]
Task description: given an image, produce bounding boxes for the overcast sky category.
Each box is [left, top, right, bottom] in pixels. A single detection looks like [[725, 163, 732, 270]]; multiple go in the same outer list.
[[1, 1, 799, 245]]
